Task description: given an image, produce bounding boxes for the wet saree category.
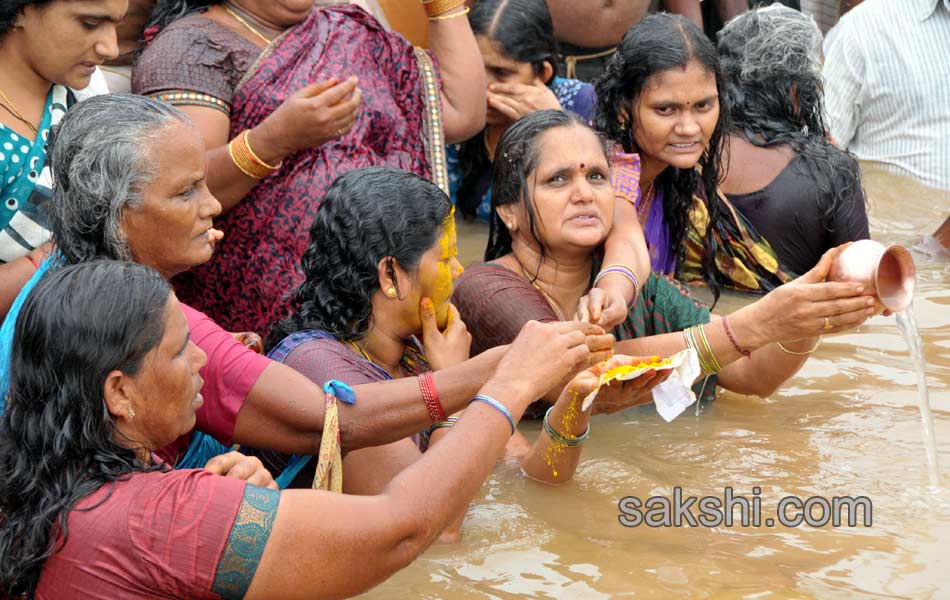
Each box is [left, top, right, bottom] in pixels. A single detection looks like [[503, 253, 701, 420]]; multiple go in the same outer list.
[[173, 5, 449, 334]]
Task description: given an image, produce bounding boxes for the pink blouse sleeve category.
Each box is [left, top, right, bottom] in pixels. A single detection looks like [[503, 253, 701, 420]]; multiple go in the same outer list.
[[183, 303, 271, 446]]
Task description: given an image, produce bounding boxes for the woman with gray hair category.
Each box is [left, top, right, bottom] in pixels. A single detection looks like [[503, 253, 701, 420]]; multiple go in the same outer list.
[[0, 93, 611, 484], [717, 3, 869, 276]]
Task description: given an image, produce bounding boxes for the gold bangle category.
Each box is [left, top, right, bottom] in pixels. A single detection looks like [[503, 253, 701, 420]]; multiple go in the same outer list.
[[244, 129, 283, 171], [422, 0, 465, 17], [428, 6, 470, 20], [776, 336, 822, 356], [228, 136, 264, 180], [228, 131, 275, 180]]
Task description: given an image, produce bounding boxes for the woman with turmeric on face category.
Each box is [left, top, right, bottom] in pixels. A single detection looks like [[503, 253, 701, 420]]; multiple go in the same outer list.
[[258, 166, 661, 541]]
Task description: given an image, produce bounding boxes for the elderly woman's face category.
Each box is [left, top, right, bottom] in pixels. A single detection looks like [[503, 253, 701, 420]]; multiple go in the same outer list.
[[122, 120, 222, 280], [504, 124, 613, 254], [631, 59, 720, 171], [121, 293, 208, 450], [237, 0, 314, 27], [13, 0, 125, 89]]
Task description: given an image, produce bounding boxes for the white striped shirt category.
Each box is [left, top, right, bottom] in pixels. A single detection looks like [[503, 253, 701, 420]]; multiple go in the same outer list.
[[822, 0, 950, 190]]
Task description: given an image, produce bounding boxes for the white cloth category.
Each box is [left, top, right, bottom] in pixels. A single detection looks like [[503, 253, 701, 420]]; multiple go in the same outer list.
[[823, 0, 950, 190]]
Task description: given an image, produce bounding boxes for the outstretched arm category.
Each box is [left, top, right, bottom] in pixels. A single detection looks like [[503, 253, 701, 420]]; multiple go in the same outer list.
[[244, 321, 592, 600]]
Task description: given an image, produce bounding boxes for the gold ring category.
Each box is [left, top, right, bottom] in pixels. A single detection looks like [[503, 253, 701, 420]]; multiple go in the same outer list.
[[823, 316, 833, 330], [337, 128, 345, 137]]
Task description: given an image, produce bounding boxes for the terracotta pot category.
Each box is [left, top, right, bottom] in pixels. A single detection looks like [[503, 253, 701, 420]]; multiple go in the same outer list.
[[828, 240, 916, 312]]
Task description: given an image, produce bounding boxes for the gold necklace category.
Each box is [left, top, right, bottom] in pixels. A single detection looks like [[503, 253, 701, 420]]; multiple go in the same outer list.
[[347, 340, 406, 377], [518, 263, 566, 321], [223, 4, 274, 45], [0, 88, 38, 136]]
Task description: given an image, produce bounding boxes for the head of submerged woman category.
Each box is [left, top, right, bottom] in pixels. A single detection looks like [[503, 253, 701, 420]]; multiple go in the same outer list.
[[0, 0, 123, 89], [267, 166, 459, 349], [48, 93, 221, 278], [0, 260, 207, 597], [594, 13, 727, 176], [718, 4, 827, 143], [469, 0, 560, 126], [486, 109, 612, 263]]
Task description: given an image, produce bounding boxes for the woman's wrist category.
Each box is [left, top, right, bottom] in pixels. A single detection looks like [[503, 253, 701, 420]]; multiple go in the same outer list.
[[549, 389, 590, 438], [477, 378, 530, 423], [250, 120, 293, 165], [595, 271, 635, 306], [727, 306, 770, 351]]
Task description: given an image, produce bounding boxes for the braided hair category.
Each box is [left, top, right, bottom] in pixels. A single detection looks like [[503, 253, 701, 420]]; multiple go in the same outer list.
[[266, 166, 452, 349]]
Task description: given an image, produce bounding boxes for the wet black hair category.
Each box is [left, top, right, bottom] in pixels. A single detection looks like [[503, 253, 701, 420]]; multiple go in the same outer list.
[[266, 166, 453, 349], [0, 260, 171, 598], [718, 6, 864, 236], [594, 13, 729, 303]]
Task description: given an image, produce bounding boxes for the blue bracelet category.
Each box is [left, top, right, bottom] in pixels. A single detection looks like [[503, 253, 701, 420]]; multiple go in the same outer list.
[[470, 394, 516, 435]]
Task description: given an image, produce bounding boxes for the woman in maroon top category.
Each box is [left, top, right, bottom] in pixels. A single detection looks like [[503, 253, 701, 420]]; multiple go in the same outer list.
[[0, 260, 600, 599]]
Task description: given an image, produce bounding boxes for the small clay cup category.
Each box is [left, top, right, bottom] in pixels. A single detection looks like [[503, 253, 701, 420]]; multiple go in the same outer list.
[[827, 240, 916, 312]]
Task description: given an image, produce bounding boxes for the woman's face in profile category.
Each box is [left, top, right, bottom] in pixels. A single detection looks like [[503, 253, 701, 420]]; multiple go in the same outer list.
[[118, 293, 208, 450], [630, 59, 720, 172], [513, 123, 614, 254], [122, 120, 223, 279]]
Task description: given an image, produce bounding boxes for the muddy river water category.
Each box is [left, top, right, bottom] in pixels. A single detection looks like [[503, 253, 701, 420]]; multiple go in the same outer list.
[[360, 164, 950, 599]]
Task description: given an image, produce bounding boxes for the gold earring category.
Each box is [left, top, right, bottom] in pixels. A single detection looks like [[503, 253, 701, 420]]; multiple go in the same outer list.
[[385, 287, 397, 299], [127, 406, 135, 419]]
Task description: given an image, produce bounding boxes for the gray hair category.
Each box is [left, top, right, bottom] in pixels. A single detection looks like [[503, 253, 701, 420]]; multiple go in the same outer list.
[[719, 4, 822, 84], [48, 93, 189, 264]]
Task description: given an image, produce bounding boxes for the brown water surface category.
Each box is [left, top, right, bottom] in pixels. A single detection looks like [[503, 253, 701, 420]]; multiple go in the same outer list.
[[361, 164, 950, 599]]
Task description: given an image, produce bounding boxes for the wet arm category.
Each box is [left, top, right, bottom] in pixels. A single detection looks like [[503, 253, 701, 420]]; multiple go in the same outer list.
[[596, 198, 652, 307], [427, 8, 487, 143], [231, 346, 507, 455], [615, 313, 813, 397], [244, 378, 529, 600]]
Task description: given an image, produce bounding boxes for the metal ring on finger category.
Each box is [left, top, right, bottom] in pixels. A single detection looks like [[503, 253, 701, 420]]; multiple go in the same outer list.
[[823, 316, 833, 331]]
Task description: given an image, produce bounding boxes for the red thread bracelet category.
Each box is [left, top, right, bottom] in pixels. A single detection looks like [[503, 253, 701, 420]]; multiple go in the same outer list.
[[25, 255, 40, 270], [721, 316, 751, 358], [418, 371, 446, 422]]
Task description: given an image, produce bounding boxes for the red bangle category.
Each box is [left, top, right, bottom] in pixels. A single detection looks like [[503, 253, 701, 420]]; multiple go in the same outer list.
[[25, 255, 40, 270], [418, 371, 446, 422], [722, 316, 751, 358]]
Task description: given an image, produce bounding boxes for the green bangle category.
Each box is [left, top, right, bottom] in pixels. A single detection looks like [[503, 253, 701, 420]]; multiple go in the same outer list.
[[542, 406, 590, 447], [695, 323, 723, 373]]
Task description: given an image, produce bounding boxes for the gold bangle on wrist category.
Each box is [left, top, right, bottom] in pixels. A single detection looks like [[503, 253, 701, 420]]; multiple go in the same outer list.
[[244, 129, 282, 171], [422, 0, 465, 17], [228, 130, 281, 180], [428, 6, 470, 21], [776, 336, 822, 356]]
